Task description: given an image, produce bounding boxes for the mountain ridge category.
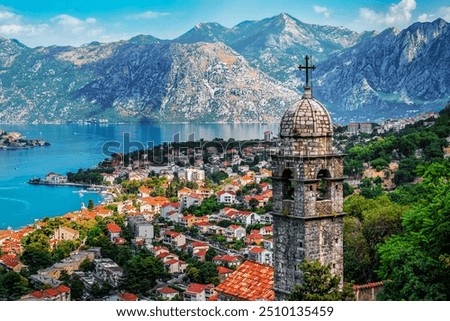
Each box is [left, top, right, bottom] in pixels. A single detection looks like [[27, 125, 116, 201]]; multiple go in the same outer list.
[[0, 14, 448, 124]]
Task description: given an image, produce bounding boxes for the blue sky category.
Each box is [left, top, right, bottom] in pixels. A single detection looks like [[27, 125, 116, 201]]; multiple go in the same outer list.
[[0, 0, 449, 47]]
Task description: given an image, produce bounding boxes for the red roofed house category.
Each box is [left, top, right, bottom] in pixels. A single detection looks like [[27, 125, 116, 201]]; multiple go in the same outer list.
[[164, 259, 188, 274], [180, 215, 196, 228], [138, 186, 153, 198], [118, 292, 138, 301], [248, 246, 273, 266], [106, 222, 122, 241], [140, 196, 169, 214], [246, 231, 264, 245], [177, 187, 192, 198], [161, 202, 181, 218], [22, 285, 71, 301], [0, 254, 26, 272], [219, 207, 239, 220], [215, 260, 274, 301], [189, 241, 209, 253], [234, 211, 260, 227], [245, 195, 270, 208], [216, 190, 236, 204], [225, 225, 246, 242], [157, 287, 180, 300], [193, 249, 207, 262], [193, 221, 211, 233], [217, 266, 234, 282], [184, 283, 215, 301], [260, 225, 273, 236], [181, 193, 203, 210], [94, 206, 113, 218], [212, 255, 244, 268], [162, 230, 186, 248]]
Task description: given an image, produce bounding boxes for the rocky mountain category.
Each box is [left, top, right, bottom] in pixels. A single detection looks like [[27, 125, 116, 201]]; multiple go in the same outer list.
[[0, 40, 298, 123], [176, 13, 367, 84], [0, 14, 448, 124], [314, 18, 450, 121]]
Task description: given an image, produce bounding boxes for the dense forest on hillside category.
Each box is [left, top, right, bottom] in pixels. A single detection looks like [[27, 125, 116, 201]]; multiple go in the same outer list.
[[341, 103, 450, 300]]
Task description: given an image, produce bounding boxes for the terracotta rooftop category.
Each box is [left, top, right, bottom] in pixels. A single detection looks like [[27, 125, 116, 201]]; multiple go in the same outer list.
[[158, 287, 179, 295], [191, 241, 208, 247], [106, 222, 122, 233], [215, 260, 274, 301], [249, 247, 265, 253], [217, 266, 234, 274], [119, 292, 138, 301], [185, 283, 212, 294]]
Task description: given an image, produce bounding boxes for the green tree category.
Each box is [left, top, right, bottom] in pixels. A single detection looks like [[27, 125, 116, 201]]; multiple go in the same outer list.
[[248, 198, 259, 210], [70, 278, 84, 300], [123, 254, 168, 295], [52, 240, 76, 261], [205, 248, 217, 262], [87, 199, 95, 210], [377, 161, 450, 300], [21, 242, 53, 274], [287, 260, 354, 301], [0, 271, 30, 300], [186, 261, 219, 285], [79, 258, 95, 272]]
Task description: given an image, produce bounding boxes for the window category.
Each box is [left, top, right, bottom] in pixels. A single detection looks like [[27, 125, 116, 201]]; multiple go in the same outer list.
[[282, 169, 295, 200], [317, 169, 331, 200]]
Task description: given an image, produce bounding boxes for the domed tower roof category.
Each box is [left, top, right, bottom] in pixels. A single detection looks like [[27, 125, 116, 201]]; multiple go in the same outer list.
[[280, 87, 333, 138], [280, 55, 333, 139]]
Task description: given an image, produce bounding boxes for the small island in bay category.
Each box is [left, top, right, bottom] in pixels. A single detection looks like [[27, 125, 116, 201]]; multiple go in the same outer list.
[[0, 129, 50, 149]]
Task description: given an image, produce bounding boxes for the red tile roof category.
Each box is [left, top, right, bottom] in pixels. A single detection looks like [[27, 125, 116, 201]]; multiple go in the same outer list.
[[0, 254, 22, 269], [215, 260, 274, 301], [185, 283, 208, 294], [249, 247, 265, 253], [217, 190, 235, 196], [106, 222, 122, 233], [194, 250, 207, 257], [119, 292, 138, 301], [165, 259, 180, 265], [56, 285, 70, 293], [164, 230, 181, 238], [158, 287, 179, 295], [191, 241, 208, 247], [217, 266, 234, 274]]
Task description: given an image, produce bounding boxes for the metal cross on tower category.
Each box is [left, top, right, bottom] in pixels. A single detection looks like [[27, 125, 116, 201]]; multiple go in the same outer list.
[[298, 55, 316, 88]]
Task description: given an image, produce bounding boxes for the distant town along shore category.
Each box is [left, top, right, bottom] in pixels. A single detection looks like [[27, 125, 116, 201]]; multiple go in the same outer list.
[[0, 129, 50, 149]]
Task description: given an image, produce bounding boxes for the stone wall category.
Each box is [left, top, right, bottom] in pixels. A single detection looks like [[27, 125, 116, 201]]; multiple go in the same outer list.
[[354, 282, 384, 301]]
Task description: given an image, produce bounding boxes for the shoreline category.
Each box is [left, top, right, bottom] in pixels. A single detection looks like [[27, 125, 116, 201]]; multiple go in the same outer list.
[[28, 180, 107, 190]]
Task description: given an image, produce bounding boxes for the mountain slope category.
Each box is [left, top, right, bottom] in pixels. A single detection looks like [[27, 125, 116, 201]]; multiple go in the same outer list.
[[315, 18, 450, 121], [176, 13, 365, 83], [0, 41, 299, 123]]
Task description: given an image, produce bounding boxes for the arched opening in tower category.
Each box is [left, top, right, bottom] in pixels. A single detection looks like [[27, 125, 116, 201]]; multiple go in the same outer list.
[[281, 169, 295, 200], [317, 169, 331, 200]]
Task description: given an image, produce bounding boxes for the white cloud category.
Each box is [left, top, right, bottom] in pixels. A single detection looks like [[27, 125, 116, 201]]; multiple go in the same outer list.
[[438, 6, 450, 21], [418, 13, 432, 22], [416, 6, 450, 23], [313, 6, 331, 18], [132, 11, 169, 20], [359, 0, 416, 26], [0, 9, 18, 22], [0, 9, 48, 39]]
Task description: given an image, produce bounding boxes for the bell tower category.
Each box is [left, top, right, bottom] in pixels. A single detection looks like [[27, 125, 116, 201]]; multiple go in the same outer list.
[[272, 56, 345, 300]]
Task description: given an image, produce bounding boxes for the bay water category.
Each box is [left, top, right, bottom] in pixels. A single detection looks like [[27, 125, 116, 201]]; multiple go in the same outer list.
[[0, 123, 278, 228]]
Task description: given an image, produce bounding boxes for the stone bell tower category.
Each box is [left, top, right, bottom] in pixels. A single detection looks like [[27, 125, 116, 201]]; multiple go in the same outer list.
[[272, 56, 345, 300]]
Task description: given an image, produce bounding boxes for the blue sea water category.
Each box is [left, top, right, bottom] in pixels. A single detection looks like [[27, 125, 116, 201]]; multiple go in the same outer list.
[[0, 123, 278, 229]]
